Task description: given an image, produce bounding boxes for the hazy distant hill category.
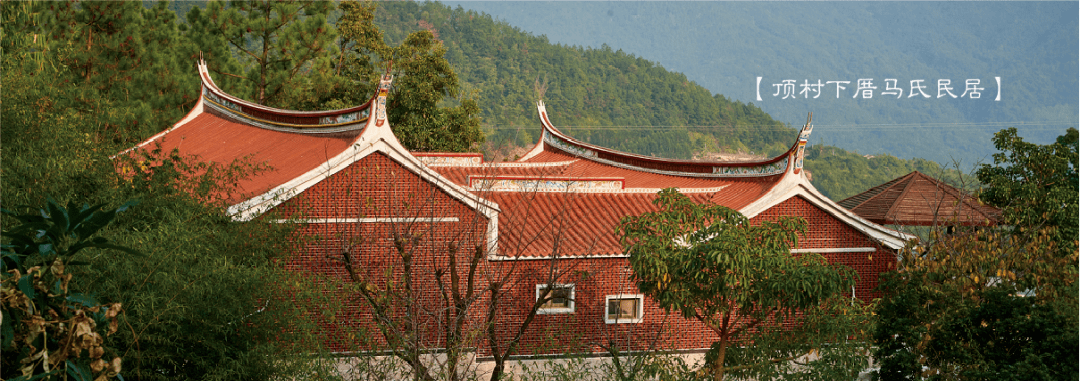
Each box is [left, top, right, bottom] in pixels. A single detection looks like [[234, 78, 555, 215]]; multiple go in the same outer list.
[[371, 1, 798, 160], [368, 1, 973, 199], [448, 1, 1079, 168]]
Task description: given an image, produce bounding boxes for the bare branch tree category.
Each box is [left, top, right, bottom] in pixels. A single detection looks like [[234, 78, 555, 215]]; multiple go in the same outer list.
[[287, 148, 604, 381]]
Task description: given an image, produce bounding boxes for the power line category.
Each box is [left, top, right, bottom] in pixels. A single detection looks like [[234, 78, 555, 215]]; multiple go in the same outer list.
[[485, 121, 1076, 132]]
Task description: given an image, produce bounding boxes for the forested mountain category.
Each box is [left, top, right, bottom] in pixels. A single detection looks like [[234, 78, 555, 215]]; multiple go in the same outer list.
[[367, 2, 796, 160], [450, 1, 1079, 168], [364, 1, 970, 199]]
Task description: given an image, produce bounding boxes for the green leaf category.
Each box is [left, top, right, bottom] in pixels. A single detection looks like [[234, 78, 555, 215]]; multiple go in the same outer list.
[[11, 369, 61, 381], [66, 293, 99, 308], [17, 273, 36, 299], [66, 360, 93, 381], [71, 203, 110, 238], [2, 249, 24, 272], [47, 197, 69, 235]]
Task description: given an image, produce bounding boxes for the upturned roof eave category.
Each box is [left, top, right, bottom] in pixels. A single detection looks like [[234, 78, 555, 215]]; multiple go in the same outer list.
[[524, 101, 808, 179]]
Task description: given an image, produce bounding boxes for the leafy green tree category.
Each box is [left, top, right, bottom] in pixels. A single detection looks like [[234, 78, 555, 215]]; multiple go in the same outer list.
[[203, 0, 337, 106], [616, 188, 872, 381], [1, 199, 135, 381], [874, 128, 1079, 381], [103, 148, 337, 381], [180, 4, 246, 96], [2, 4, 338, 380], [873, 226, 1078, 380], [336, 1, 484, 152], [1, 1, 122, 205], [975, 127, 1078, 252]]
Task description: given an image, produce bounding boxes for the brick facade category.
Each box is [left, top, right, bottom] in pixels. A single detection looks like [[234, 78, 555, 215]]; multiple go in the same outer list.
[[271, 152, 491, 352], [750, 196, 897, 301], [128, 66, 909, 359], [275, 159, 898, 354]]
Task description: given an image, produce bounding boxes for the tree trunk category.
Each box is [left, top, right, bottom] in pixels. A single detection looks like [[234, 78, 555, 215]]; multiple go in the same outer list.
[[489, 360, 505, 381], [712, 336, 728, 381]]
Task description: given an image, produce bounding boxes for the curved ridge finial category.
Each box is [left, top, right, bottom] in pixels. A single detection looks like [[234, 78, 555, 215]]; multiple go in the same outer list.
[[793, 112, 813, 175], [799, 112, 814, 141], [374, 73, 393, 127], [535, 100, 550, 128]]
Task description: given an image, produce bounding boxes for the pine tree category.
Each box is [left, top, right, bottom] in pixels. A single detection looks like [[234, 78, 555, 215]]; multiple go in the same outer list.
[[204, 0, 337, 106]]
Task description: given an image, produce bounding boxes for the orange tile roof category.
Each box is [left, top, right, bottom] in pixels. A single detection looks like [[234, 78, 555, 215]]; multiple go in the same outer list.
[[427, 154, 785, 257], [415, 102, 810, 257], [482, 185, 776, 258], [431, 148, 788, 191], [139, 112, 357, 203]]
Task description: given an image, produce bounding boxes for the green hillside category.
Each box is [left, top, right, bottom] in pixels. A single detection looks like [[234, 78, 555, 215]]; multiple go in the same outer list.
[[449, 2, 1079, 169], [369, 1, 795, 160], [367, 1, 967, 200]]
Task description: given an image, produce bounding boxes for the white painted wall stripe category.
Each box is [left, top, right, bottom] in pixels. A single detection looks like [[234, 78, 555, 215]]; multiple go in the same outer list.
[[790, 247, 877, 254], [271, 217, 460, 224]]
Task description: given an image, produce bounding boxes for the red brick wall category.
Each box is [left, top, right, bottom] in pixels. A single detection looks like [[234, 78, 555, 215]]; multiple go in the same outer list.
[[749, 195, 898, 301], [271, 152, 491, 352], [279, 161, 895, 355], [484, 195, 898, 356], [486, 257, 720, 356]]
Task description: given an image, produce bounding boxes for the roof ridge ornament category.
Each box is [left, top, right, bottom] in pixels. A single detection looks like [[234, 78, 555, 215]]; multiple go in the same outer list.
[[800, 112, 814, 141], [793, 112, 813, 175], [375, 71, 393, 128]]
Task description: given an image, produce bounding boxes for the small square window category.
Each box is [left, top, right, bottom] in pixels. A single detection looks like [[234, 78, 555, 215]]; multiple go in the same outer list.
[[537, 284, 574, 314], [605, 294, 644, 324]]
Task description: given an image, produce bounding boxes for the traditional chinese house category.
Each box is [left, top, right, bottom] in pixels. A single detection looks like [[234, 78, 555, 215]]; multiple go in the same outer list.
[[121, 61, 911, 357]]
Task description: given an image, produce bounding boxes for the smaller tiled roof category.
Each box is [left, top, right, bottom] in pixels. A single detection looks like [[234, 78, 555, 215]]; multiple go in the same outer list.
[[425, 152, 784, 257], [839, 171, 1001, 226]]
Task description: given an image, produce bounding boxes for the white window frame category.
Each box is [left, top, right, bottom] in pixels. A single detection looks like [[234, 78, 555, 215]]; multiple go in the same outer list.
[[604, 294, 644, 324], [536, 283, 575, 314]]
